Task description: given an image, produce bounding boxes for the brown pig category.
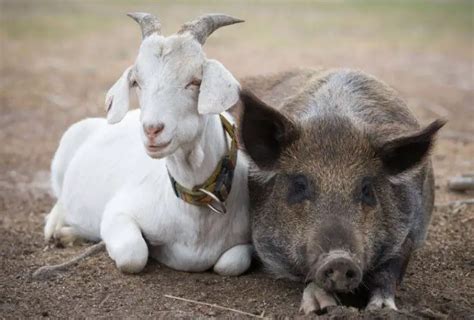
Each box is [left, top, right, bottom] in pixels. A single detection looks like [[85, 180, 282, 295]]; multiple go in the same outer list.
[[238, 69, 445, 314]]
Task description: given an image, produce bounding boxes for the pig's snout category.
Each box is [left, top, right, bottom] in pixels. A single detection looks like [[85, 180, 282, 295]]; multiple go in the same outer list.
[[315, 251, 362, 293]]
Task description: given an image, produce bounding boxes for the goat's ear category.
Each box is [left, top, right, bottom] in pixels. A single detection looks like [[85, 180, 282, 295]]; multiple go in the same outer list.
[[105, 66, 133, 124], [239, 89, 299, 169], [376, 119, 446, 176], [198, 59, 240, 115]]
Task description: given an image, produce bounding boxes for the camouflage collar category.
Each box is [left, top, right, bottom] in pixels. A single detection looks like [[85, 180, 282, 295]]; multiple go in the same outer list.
[[168, 114, 238, 214]]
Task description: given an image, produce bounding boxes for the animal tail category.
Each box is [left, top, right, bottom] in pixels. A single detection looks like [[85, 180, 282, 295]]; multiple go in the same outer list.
[[33, 241, 105, 280]]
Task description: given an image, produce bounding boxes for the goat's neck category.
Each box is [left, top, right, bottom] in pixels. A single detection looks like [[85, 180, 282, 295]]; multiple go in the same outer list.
[[166, 114, 228, 190]]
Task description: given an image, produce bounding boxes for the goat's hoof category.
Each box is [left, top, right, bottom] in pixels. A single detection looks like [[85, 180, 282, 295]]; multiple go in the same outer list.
[[110, 241, 148, 274], [213, 244, 252, 276], [116, 256, 147, 274], [52, 227, 81, 247]]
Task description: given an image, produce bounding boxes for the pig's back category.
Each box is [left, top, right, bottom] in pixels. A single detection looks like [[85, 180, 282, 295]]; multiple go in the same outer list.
[[240, 68, 319, 108], [287, 69, 420, 141], [242, 68, 421, 143], [233, 68, 321, 121]]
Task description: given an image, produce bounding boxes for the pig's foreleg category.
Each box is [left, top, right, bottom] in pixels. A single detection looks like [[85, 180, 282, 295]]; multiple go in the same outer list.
[[366, 237, 414, 310], [367, 287, 397, 310], [300, 282, 337, 314]]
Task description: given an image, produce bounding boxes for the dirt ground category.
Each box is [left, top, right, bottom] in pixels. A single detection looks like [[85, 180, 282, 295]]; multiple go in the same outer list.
[[1, 1, 473, 319]]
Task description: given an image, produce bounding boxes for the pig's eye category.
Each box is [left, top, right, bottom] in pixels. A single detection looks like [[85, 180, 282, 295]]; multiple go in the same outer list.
[[287, 174, 313, 205], [360, 178, 377, 207]]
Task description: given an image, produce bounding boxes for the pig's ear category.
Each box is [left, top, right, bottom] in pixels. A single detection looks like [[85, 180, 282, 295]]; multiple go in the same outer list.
[[239, 89, 299, 169], [376, 119, 446, 175]]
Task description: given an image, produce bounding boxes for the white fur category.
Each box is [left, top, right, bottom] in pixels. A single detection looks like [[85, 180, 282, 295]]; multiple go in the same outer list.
[[198, 59, 240, 115], [213, 244, 253, 276], [44, 202, 63, 242], [104, 34, 241, 160], [45, 28, 250, 275], [105, 66, 133, 124]]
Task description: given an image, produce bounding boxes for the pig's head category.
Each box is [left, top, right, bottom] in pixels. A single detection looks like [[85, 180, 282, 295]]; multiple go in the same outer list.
[[239, 87, 444, 294], [105, 13, 241, 159]]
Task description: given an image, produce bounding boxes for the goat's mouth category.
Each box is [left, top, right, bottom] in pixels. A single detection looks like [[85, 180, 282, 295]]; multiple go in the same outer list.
[[146, 140, 172, 153]]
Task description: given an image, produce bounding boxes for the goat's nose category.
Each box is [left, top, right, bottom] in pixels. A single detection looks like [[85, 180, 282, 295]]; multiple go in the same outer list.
[[315, 252, 362, 293], [143, 123, 165, 138]]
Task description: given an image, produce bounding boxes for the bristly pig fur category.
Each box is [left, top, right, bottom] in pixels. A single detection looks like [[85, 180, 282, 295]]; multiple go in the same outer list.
[[237, 68, 445, 312]]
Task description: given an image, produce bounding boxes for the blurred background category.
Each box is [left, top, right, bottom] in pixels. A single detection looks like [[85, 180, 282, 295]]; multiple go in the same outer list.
[[1, 0, 473, 130], [1, 0, 473, 318]]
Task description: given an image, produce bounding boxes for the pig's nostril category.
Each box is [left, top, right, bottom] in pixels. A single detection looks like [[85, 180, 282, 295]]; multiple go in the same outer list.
[[346, 270, 355, 279], [325, 269, 334, 278]]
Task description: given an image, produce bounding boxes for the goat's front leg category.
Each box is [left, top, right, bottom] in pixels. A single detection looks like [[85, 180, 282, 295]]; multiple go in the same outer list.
[[213, 244, 253, 276], [101, 210, 148, 273]]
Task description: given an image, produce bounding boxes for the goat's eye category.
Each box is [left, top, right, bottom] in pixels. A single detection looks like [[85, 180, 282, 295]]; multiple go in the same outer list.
[[185, 78, 202, 89], [360, 178, 377, 207], [287, 174, 313, 205]]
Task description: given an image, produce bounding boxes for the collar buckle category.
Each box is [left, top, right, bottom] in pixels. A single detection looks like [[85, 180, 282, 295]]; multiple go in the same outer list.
[[167, 113, 238, 213], [198, 188, 227, 214]]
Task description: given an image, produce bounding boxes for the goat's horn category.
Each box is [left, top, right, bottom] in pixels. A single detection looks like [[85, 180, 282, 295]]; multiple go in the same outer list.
[[178, 14, 244, 45], [127, 12, 161, 39]]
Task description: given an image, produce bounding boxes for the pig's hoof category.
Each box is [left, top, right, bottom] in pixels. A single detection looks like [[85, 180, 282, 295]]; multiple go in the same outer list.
[[367, 295, 398, 311], [300, 282, 337, 315], [299, 294, 319, 314]]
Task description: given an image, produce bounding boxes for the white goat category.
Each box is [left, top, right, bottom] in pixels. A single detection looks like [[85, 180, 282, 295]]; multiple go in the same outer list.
[[43, 13, 251, 276]]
